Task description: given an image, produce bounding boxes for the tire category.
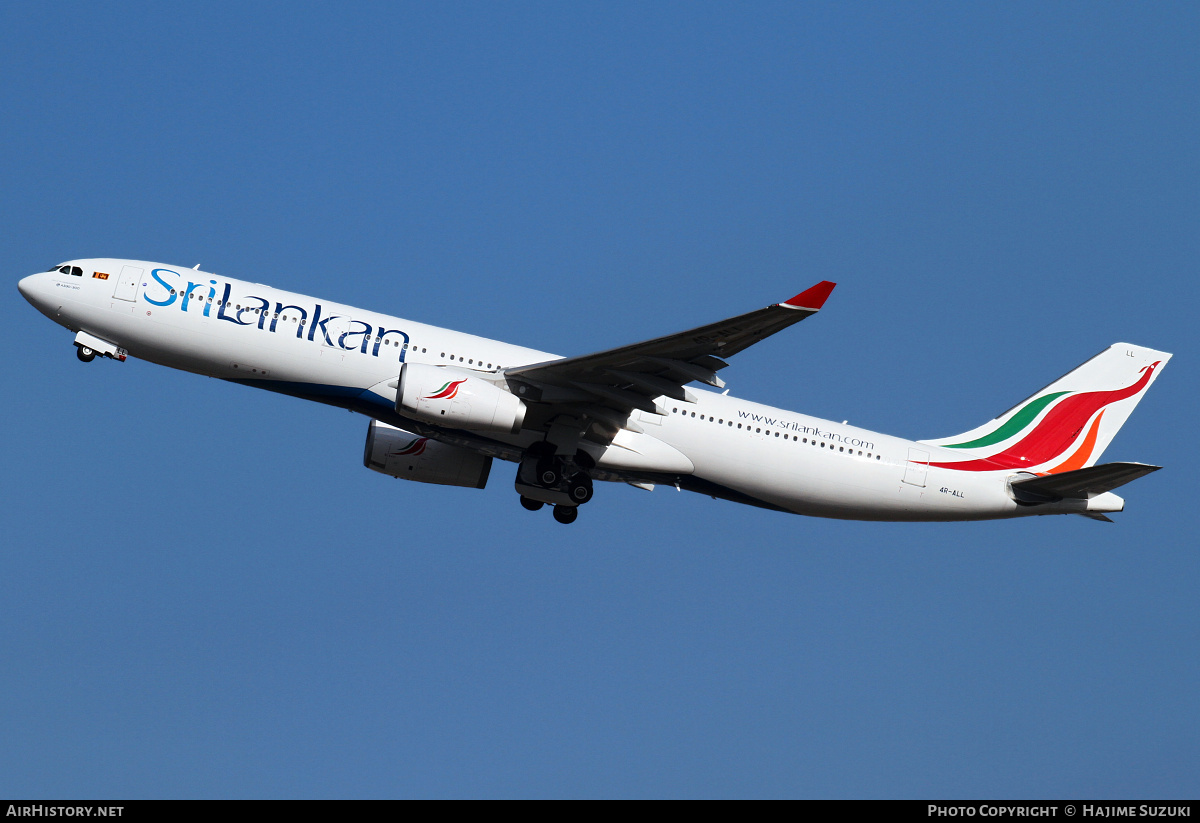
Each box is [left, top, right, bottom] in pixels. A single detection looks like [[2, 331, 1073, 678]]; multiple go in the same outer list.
[[568, 477, 593, 505], [552, 505, 578, 525], [520, 496, 544, 512], [76, 346, 95, 362], [536, 458, 559, 487]]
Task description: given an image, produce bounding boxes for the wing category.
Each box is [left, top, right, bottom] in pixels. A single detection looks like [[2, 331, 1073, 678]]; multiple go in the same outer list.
[[504, 281, 835, 434]]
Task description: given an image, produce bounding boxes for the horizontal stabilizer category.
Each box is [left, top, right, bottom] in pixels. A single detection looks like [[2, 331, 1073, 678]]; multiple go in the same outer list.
[[1011, 462, 1160, 501]]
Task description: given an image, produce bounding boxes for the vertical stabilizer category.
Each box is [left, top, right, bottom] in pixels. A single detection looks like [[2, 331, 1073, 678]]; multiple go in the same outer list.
[[921, 344, 1170, 473]]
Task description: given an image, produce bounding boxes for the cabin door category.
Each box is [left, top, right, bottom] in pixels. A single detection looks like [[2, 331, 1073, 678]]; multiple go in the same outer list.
[[902, 448, 929, 487], [112, 265, 144, 302]]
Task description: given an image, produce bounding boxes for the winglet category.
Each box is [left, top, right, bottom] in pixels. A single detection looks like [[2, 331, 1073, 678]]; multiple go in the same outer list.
[[781, 281, 836, 311]]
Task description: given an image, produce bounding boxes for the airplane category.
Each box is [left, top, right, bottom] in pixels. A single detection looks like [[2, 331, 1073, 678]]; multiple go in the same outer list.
[[18, 259, 1170, 525]]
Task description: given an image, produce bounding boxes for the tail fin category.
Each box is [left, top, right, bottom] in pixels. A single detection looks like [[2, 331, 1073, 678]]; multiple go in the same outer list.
[[921, 344, 1170, 473]]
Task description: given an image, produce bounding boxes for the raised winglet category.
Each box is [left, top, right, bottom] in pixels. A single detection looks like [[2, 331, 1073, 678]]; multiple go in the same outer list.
[[781, 281, 837, 311]]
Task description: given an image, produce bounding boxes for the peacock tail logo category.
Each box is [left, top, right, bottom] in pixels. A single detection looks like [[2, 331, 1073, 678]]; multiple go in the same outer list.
[[930, 361, 1161, 473], [391, 437, 429, 457], [423, 379, 468, 401]]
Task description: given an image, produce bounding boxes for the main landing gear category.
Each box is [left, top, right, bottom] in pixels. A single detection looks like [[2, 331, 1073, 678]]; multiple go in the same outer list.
[[515, 444, 595, 525], [519, 496, 581, 523]]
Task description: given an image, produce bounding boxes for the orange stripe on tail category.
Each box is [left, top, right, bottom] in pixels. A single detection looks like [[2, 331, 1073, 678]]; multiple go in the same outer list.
[[1044, 411, 1105, 475]]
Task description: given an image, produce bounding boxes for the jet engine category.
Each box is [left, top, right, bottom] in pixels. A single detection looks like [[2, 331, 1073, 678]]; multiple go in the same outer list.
[[396, 363, 526, 434], [363, 419, 492, 488]]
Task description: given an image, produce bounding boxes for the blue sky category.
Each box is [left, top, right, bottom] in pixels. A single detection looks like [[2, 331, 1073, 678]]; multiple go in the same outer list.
[[2, 2, 1196, 798]]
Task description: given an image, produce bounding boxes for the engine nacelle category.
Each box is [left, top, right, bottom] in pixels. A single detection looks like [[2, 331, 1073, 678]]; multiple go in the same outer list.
[[363, 419, 492, 488], [397, 363, 527, 434]]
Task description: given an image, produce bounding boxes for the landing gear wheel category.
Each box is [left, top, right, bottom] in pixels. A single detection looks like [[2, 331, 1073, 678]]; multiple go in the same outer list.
[[76, 346, 95, 363], [552, 505, 578, 525], [568, 477, 593, 505], [536, 458, 559, 487], [520, 496, 544, 512]]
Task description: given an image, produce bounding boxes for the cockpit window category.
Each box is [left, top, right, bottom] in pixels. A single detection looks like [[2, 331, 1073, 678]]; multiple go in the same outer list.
[[56, 265, 70, 273], [54, 265, 82, 276], [70, 266, 82, 276], [47, 264, 63, 272]]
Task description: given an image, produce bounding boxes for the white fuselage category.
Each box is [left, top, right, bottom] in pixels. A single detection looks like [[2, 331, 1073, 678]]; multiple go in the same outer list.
[[18, 259, 1116, 521]]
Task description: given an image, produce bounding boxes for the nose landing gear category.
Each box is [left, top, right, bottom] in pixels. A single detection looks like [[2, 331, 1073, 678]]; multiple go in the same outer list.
[[72, 332, 127, 363]]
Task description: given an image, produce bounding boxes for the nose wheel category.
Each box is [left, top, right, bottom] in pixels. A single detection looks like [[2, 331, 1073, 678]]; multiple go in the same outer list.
[[76, 345, 96, 362]]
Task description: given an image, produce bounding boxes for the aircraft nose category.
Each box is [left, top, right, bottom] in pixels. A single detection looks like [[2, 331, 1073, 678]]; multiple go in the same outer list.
[[18, 274, 37, 301], [18, 272, 49, 308]]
